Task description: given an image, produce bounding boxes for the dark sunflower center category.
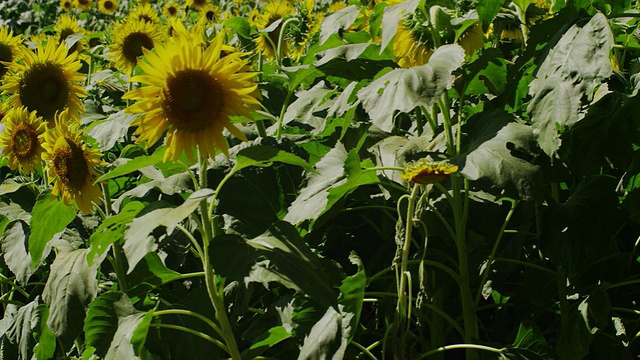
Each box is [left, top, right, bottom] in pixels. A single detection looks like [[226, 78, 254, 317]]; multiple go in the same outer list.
[[162, 69, 223, 131], [78, 0, 89, 5], [168, 6, 177, 16], [63, 1, 72, 9], [139, 15, 153, 23], [11, 125, 38, 159], [122, 32, 154, 64], [206, 11, 215, 21], [194, 0, 206, 5], [19, 61, 70, 120], [53, 137, 88, 191], [0, 43, 13, 78], [104, 1, 114, 9]]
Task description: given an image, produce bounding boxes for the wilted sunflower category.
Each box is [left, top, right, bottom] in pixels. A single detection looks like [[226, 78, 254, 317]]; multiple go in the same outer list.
[[126, 4, 162, 26], [0, 26, 25, 80], [187, 0, 209, 12], [0, 40, 87, 122], [163, 2, 181, 18], [98, 0, 118, 15], [41, 109, 106, 214], [400, 158, 458, 185], [75, 0, 93, 10], [0, 107, 46, 174], [60, 0, 74, 11], [122, 33, 261, 162], [55, 14, 88, 55], [108, 19, 164, 74], [252, 1, 295, 60], [394, 20, 433, 68]]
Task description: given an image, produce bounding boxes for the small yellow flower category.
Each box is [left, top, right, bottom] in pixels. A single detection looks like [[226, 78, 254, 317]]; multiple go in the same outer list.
[[75, 0, 93, 11], [60, 0, 74, 11], [0, 26, 26, 80], [108, 18, 164, 74], [163, 2, 182, 18], [98, 0, 118, 15], [400, 158, 458, 185], [0, 106, 46, 174]]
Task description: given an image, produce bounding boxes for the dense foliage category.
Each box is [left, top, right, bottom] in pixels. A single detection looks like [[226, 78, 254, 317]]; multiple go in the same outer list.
[[0, 0, 638, 359]]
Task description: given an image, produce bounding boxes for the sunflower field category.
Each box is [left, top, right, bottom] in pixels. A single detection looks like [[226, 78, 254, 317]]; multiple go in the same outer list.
[[0, 0, 639, 359]]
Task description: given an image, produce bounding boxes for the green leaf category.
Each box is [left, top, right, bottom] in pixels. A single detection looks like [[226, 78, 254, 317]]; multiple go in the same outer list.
[[123, 189, 213, 271], [235, 145, 314, 173], [503, 319, 551, 359], [33, 307, 56, 360], [246, 221, 339, 308], [0, 179, 26, 196], [84, 291, 128, 356], [319, 5, 359, 45], [285, 143, 379, 226], [210, 234, 257, 281], [224, 16, 251, 39], [126, 252, 183, 302], [281, 65, 323, 91], [282, 81, 337, 133], [131, 311, 153, 356], [87, 110, 137, 151], [297, 307, 348, 359], [96, 147, 165, 183], [527, 13, 614, 156], [5, 298, 43, 360], [357, 44, 465, 132], [460, 111, 542, 200], [87, 201, 145, 266], [380, 0, 420, 51], [241, 326, 291, 360], [28, 190, 77, 268], [338, 252, 366, 341], [43, 247, 99, 349], [0, 221, 34, 285], [475, 0, 502, 29], [463, 47, 507, 96]]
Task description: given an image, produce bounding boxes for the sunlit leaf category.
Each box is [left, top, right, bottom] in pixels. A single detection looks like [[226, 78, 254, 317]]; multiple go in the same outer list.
[[241, 326, 291, 359], [96, 147, 166, 183], [380, 0, 420, 52], [357, 44, 465, 132], [85, 291, 127, 356], [235, 145, 315, 173], [298, 306, 350, 359], [43, 247, 99, 349], [87, 201, 145, 266], [319, 5, 360, 45], [28, 190, 76, 268], [33, 307, 55, 360], [87, 110, 137, 152]]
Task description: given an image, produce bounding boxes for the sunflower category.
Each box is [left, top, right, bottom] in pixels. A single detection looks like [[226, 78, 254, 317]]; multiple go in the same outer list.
[[98, 0, 118, 14], [55, 14, 88, 55], [108, 19, 164, 74], [400, 158, 458, 185], [187, 0, 210, 12], [193, 4, 223, 39], [163, 2, 182, 18], [0, 26, 25, 80], [252, 1, 295, 61], [457, 23, 485, 57], [0, 40, 87, 123], [41, 109, 106, 214], [126, 4, 162, 26], [394, 20, 433, 68], [0, 107, 46, 174], [75, 0, 93, 10], [60, 0, 74, 11], [326, 1, 347, 13], [122, 32, 261, 162], [289, 0, 324, 61]]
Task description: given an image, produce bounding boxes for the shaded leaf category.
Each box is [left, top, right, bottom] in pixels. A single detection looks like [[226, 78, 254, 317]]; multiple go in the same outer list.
[[84, 291, 128, 356], [338, 253, 366, 341], [33, 307, 55, 360], [28, 190, 76, 268], [87, 201, 145, 266], [43, 247, 99, 348], [0, 221, 34, 285], [126, 252, 183, 302], [5, 298, 43, 360], [210, 234, 257, 281], [224, 16, 251, 39], [357, 45, 465, 132], [123, 189, 213, 272]]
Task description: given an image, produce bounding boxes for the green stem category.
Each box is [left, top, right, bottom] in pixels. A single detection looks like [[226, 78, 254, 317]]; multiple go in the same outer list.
[[276, 88, 294, 140], [422, 303, 466, 338], [396, 184, 421, 330], [368, 259, 460, 285], [102, 183, 129, 294], [474, 199, 519, 307], [148, 323, 228, 351], [197, 154, 241, 360], [154, 309, 223, 338], [352, 340, 379, 360], [417, 344, 503, 359], [438, 96, 455, 157], [276, 18, 299, 66]]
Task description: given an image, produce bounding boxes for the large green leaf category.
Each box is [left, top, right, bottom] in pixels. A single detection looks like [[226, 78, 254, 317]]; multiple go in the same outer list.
[[42, 247, 99, 348], [123, 189, 213, 271], [282, 81, 337, 134], [87, 201, 145, 266], [234, 144, 314, 173], [319, 5, 360, 44], [4, 298, 43, 360], [105, 308, 147, 359], [501, 319, 551, 360], [84, 291, 127, 356], [338, 253, 366, 342], [96, 147, 165, 183], [32, 307, 55, 360], [357, 44, 465, 132], [87, 110, 137, 151], [28, 190, 76, 268], [460, 111, 542, 200], [527, 12, 614, 156], [284, 143, 379, 226], [0, 221, 34, 285], [126, 252, 183, 302], [475, 0, 502, 29], [298, 306, 349, 359]]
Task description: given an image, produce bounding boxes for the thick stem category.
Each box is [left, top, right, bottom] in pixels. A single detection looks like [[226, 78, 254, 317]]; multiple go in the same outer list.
[[396, 184, 421, 330]]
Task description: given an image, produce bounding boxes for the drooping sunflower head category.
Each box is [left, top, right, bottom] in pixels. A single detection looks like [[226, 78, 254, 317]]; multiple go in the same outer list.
[[457, 22, 485, 57], [98, 0, 119, 15], [0, 26, 25, 80], [122, 32, 261, 162], [400, 158, 458, 185], [163, 2, 182, 18], [55, 14, 88, 55], [60, 0, 74, 10], [0, 40, 87, 123], [186, 0, 210, 12], [394, 18, 434, 68], [108, 18, 164, 74], [0, 106, 46, 174], [126, 3, 162, 26], [252, 1, 295, 60], [75, 0, 93, 10], [41, 109, 107, 214], [289, 0, 324, 61]]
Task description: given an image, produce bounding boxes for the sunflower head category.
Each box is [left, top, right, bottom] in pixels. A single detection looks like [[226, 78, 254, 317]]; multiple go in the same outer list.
[[394, 19, 434, 68], [0, 26, 25, 80], [289, 0, 324, 61], [126, 3, 162, 26], [108, 19, 164, 74], [55, 14, 88, 55], [457, 23, 485, 57], [98, 0, 118, 14], [60, 0, 74, 10], [75, 0, 93, 10], [41, 109, 107, 214], [122, 32, 261, 162], [400, 158, 458, 185], [252, 1, 295, 60], [163, 2, 182, 18], [0, 106, 46, 174], [187, 0, 210, 12], [0, 40, 87, 123]]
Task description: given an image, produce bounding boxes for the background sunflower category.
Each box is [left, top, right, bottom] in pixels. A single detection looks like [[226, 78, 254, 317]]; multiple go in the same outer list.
[[108, 18, 164, 74], [0, 26, 25, 81], [0, 106, 46, 174]]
